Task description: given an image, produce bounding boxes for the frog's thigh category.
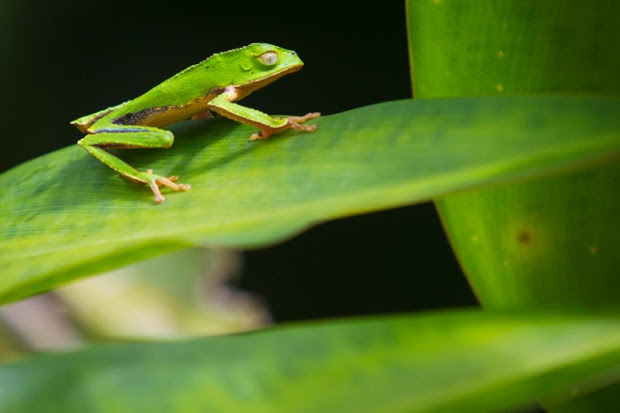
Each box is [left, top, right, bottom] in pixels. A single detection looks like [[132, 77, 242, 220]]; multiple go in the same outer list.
[[78, 127, 174, 149]]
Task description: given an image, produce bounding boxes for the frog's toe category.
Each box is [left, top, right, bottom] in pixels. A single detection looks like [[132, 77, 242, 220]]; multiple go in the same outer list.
[[288, 122, 317, 132], [142, 169, 191, 204], [286, 112, 320, 132], [287, 112, 321, 124]]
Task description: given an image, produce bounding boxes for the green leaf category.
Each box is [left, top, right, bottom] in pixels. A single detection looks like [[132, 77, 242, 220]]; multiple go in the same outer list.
[[406, 0, 620, 310], [1, 96, 619, 303], [437, 161, 620, 311], [406, 1, 620, 311], [1, 310, 619, 412], [407, 0, 620, 97]]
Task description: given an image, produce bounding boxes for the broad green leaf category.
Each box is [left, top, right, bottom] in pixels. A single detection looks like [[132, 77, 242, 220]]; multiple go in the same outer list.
[[437, 161, 620, 310], [407, 1, 620, 309], [1, 310, 619, 412], [1, 96, 619, 303], [407, 0, 620, 307]]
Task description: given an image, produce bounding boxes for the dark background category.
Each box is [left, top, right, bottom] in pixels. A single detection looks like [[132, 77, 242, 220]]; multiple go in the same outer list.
[[1, 1, 477, 322]]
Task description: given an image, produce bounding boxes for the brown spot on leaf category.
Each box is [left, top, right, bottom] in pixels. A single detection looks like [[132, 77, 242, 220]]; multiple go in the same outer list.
[[516, 230, 532, 245]]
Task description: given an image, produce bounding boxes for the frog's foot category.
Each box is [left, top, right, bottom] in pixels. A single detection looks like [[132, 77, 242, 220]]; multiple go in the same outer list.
[[249, 112, 321, 141], [133, 169, 191, 204], [286, 112, 321, 133], [286, 112, 321, 126]]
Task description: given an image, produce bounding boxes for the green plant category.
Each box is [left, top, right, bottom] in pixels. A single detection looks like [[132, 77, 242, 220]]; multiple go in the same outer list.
[[0, 1, 618, 411]]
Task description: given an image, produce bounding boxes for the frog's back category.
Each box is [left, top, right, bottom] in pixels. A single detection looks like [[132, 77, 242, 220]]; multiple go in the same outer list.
[[91, 54, 228, 130], [83, 44, 284, 131]]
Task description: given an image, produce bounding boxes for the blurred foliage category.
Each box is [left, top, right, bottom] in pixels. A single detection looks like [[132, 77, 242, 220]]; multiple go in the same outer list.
[[1, 310, 619, 413], [57, 248, 269, 339]]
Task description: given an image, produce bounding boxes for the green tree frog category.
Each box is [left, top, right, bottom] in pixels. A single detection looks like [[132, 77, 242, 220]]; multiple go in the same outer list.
[[71, 43, 320, 204]]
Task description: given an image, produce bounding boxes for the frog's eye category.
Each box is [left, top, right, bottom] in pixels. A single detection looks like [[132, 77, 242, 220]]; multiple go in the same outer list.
[[258, 51, 279, 65]]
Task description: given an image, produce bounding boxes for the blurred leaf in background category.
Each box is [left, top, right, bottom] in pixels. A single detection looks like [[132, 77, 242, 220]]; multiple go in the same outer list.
[[57, 248, 269, 338], [0, 248, 269, 352]]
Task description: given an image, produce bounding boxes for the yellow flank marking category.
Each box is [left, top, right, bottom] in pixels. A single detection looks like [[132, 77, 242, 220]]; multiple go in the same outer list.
[[590, 244, 598, 255], [496, 83, 504, 92], [497, 50, 504, 58], [143, 93, 217, 128], [471, 234, 479, 243]]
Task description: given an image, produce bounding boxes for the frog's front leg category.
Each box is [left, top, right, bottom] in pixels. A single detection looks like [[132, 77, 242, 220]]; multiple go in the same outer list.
[[207, 89, 320, 141], [78, 125, 190, 204]]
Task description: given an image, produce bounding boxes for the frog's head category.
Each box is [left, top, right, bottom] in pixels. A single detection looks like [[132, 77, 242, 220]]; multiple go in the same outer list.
[[231, 43, 305, 97]]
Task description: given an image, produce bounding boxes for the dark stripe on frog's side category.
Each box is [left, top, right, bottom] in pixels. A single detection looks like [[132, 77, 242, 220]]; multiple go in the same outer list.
[[94, 127, 146, 134], [112, 106, 170, 126], [112, 87, 225, 128]]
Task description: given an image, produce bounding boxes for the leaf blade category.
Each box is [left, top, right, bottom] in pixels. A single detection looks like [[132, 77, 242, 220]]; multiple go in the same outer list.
[[1, 96, 619, 302], [1, 310, 619, 412]]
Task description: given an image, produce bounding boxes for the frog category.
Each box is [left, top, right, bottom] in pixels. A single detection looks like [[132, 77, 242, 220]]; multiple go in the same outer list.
[[71, 43, 320, 203]]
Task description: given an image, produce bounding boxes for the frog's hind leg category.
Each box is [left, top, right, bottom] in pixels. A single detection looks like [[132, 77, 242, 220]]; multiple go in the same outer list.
[[78, 126, 190, 204]]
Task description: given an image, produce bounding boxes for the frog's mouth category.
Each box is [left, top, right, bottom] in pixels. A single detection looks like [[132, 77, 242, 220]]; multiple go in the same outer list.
[[235, 64, 303, 99]]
